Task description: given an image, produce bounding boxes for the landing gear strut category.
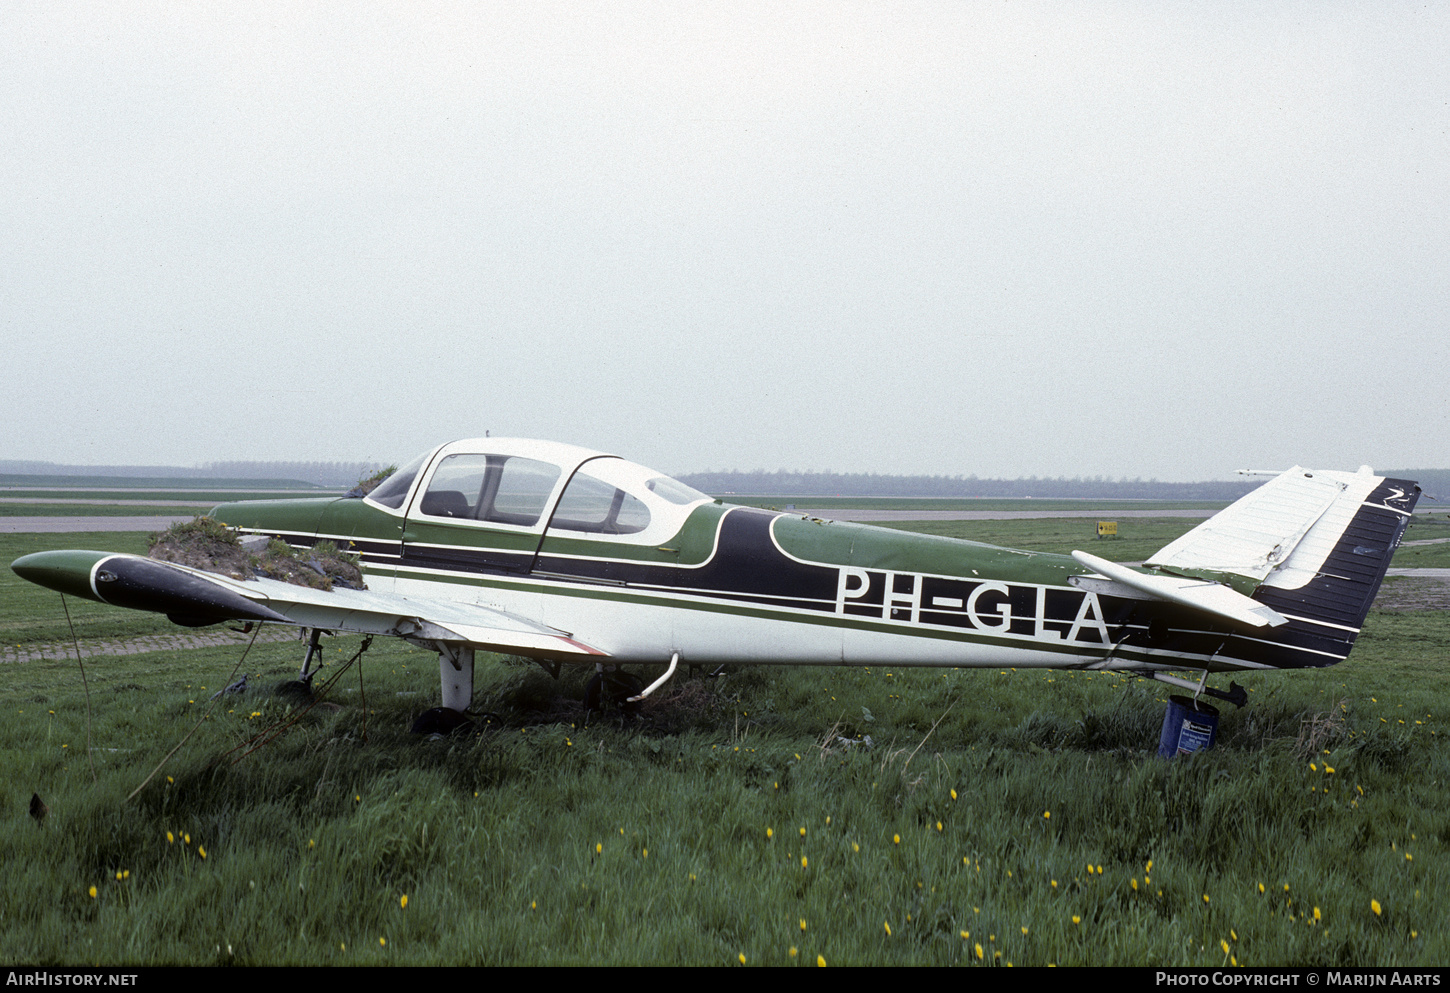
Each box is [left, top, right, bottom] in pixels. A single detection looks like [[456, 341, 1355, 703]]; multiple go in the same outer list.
[[411, 644, 476, 735], [273, 628, 326, 702]]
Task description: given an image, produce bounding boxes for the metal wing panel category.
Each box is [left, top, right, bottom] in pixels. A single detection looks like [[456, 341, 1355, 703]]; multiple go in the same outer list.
[[156, 561, 608, 656]]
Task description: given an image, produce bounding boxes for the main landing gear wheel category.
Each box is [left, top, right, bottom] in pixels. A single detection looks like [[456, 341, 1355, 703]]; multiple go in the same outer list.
[[410, 707, 475, 736], [272, 679, 314, 704], [583, 671, 645, 714]]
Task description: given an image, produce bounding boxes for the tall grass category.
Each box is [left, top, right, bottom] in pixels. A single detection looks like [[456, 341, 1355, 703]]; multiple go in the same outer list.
[[2, 605, 1446, 965]]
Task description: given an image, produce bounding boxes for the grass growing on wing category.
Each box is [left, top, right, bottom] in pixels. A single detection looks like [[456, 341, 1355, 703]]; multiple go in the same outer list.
[[1, 608, 1446, 966]]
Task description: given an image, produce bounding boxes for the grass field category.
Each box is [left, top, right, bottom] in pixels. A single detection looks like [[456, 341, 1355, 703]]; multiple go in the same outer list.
[[1, 524, 1447, 965], [0, 504, 212, 518], [734, 496, 1232, 513]]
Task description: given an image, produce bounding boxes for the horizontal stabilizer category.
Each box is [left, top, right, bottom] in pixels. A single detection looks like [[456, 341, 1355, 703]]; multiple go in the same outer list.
[[1145, 466, 1349, 582], [1071, 550, 1289, 629]]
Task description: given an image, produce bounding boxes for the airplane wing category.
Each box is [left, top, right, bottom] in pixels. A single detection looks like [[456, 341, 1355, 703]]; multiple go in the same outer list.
[[10, 550, 609, 658]]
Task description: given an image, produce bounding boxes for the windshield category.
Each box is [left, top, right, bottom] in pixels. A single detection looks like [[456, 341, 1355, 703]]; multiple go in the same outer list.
[[366, 451, 429, 510]]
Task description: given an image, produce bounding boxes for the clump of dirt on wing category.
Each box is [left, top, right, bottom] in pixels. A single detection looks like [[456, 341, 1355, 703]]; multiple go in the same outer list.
[[251, 538, 365, 591], [147, 516, 253, 579], [148, 517, 365, 591]]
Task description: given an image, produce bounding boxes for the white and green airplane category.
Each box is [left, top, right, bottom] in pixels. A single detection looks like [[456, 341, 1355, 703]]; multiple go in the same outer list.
[[10, 438, 1420, 729]]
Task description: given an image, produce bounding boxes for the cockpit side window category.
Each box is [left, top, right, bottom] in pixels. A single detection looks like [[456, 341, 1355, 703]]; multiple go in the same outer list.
[[418, 454, 489, 519], [552, 468, 651, 535], [488, 458, 561, 526], [417, 454, 561, 528]]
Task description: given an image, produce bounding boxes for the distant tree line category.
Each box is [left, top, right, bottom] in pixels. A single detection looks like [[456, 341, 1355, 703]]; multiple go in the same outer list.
[[198, 461, 388, 487], [675, 469, 1263, 501], [0, 459, 385, 488]]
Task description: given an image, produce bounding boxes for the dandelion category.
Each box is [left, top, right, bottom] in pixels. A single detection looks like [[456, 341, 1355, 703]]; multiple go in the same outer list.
[[309, 839, 315, 849], [115, 871, 122, 881], [199, 846, 206, 859], [893, 834, 900, 845], [801, 856, 808, 868], [1314, 907, 1321, 922], [167, 831, 174, 844], [960, 930, 969, 939], [766, 828, 773, 839], [937, 821, 943, 832], [853, 843, 860, 853], [884, 921, 891, 936], [817, 955, 827, 967], [789, 947, 798, 958], [1406, 853, 1413, 862], [951, 789, 958, 801], [89, 886, 97, 899], [380, 937, 386, 947], [1043, 810, 1050, 819], [1221, 939, 1230, 954], [401, 895, 408, 909], [1372, 899, 1382, 916], [1021, 927, 1029, 936], [596, 842, 602, 854], [975, 943, 984, 960], [799, 827, 806, 837], [800, 919, 807, 932], [739, 953, 746, 965], [1202, 893, 1209, 904], [1072, 916, 1080, 925]]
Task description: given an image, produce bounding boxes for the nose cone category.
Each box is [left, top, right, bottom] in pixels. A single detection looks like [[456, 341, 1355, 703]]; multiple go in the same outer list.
[[11, 550, 113, 601]]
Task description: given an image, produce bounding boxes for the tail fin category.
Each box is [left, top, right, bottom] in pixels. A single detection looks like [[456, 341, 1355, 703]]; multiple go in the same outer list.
[[1141, 466, 1420, 668]]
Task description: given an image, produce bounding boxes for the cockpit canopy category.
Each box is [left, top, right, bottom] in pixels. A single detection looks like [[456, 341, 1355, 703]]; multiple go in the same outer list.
[[365, 438, 711, 544]]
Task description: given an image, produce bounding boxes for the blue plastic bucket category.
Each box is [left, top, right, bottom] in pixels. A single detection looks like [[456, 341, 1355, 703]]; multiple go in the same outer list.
[[1157, 695, 1220, 758]]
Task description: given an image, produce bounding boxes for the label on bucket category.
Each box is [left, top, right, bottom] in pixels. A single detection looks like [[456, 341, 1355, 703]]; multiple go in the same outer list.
[[1176, 717, 1215, 755]]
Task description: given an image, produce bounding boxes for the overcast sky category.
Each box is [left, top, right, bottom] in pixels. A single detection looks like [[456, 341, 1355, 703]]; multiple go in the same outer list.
[[2, 3, 1446, 480]]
